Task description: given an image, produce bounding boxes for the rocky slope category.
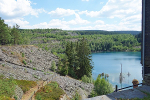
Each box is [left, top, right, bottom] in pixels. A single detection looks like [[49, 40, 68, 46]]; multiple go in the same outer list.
[[0, 45, 94, 99]]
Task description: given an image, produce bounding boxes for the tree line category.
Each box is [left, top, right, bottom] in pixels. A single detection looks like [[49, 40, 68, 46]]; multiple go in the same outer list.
[[0, 17, 29, 45]]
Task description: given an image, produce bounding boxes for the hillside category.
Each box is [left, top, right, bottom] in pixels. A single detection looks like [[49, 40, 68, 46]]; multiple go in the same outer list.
[[0, 45, 94, 99]]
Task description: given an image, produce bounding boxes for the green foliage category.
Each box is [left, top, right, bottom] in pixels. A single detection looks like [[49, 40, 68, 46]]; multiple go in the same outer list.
[[15, 79, 37, 93], [51, 61, 56, 72], [33, 67, 36, 70], [0, 76, 16, 98], [93, 74, 113, 96], [10, 24, 21, 44], [35, 82, 65, 100], [11, 52, 14, 55], [71, 92, 81, 100], [2, 64, 5, 67], [0, 95, 13, 100], [22, 53, 25, 57], [14, 95, 17, 100], [0, 17, 12, 45], [30, 60, 32, 63], [77, 37, 93, 78], [22, 60, 27, 65], [33, 75, 38, 79], [81, 75, 93, 83]]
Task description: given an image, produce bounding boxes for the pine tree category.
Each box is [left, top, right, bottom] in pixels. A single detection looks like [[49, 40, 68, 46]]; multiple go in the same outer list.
[[0, 17, 11, 45], [77, 37, 93, 78], [51, 61, 56, 72], [10, 24, 21, 44]]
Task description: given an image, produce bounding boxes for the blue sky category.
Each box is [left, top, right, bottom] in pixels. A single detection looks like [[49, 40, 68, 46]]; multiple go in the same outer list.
[[0, 0, 141, 31]]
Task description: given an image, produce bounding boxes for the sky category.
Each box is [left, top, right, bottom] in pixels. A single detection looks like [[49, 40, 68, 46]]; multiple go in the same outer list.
[[0, 0, 142, 31]]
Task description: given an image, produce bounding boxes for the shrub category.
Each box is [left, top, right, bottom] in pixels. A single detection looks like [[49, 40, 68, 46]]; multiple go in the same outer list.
[[33, 67, 36, 70], [93, 75, 113, 96], [14, 95, 17, 100], [0, 77, 16, 98], [51, 61, 56, 72], [11, 52, 14, 55], [15, 79, 37, 93], [0, 95, 13, 100], [71, 92, 81, 100], [22, 60, 27, 65], [81, 75, 93, 83], [35, 82, 65, 100], [30, 60, 32, 63], [2, 64, 5, 67], [33, 75, 38, 79], [22, 53, 25, 57]]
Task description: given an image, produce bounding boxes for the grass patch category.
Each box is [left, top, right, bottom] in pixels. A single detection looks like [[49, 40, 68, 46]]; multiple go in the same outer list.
[[0, 76, 16, 99], [0, 75, 37, 98], [15, 79, 37, 93], [35, 82, 65, 100]]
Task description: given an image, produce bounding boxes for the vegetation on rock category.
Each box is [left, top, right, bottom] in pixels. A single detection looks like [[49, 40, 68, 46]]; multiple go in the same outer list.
[[35, 82, 65, 100]]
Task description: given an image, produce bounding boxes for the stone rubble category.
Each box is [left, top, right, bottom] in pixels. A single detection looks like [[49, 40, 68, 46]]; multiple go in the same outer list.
[[0, 45, 94, 99]]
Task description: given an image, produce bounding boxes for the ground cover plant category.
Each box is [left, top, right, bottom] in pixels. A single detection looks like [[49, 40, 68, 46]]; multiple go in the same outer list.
[[15, 79, 37, 93], [35, 82, 65, 100], [0, 75, 16, 100]]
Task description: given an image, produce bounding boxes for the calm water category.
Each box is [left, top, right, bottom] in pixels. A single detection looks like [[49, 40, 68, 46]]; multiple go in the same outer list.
[[92, 52, 143, 89]]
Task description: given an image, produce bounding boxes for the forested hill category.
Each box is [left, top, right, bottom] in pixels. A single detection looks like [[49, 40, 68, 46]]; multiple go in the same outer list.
[[65, 30, 141, 35], [112, 31, 141, 35], [0, 16, 141, 58]]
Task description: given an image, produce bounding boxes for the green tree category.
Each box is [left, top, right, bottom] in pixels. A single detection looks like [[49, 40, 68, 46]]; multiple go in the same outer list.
[[51, 61, 56, 72], [10, 24, 21, 44], [60, 55, 69, 76], [94, 75, 113, 96], [0, 17, 11, 45], [77, 37, 93, 78]]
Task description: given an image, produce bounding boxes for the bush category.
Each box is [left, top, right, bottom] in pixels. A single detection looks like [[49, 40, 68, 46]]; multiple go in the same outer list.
[[11, 52, 14, 55], [2, 64, 5, 67], [51, 61, 56, 72], [33, 67, 36, 70], [71, 92, 81, 100], [81, 75, 93, 83], [15, 79, 37, 93], [22, 53, 25, 57], [35, 82, 65, 100], [22, 60, 27, 65], [93, 75, 113, 96], [0, 77, 16, 98]]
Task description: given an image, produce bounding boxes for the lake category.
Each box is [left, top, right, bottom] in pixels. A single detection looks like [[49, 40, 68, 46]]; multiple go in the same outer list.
[[92, 52, 143, 89]]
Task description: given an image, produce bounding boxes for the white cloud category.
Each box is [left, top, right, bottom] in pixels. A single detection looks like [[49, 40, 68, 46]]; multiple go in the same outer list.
[[67, 14, 90, 25], [79, 0, 141, 18], [32, 19, 70, 29], [0, 0, 46, 19], [18, 13, 90, 29], [5, 18, 30, 28], [94, 20, 105, 24], [48, 8, 76, 17], [82, 0, 89, 1]]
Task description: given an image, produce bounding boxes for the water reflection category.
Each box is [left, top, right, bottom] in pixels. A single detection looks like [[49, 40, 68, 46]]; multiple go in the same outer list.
[[92, 52, 143, 89]]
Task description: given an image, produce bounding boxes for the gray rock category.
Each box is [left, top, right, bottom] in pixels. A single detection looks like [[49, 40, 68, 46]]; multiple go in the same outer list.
[[15, 85, 23, 100]]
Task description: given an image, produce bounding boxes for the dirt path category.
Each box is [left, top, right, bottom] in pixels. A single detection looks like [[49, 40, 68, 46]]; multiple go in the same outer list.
[[21, 81, 50, 100]]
